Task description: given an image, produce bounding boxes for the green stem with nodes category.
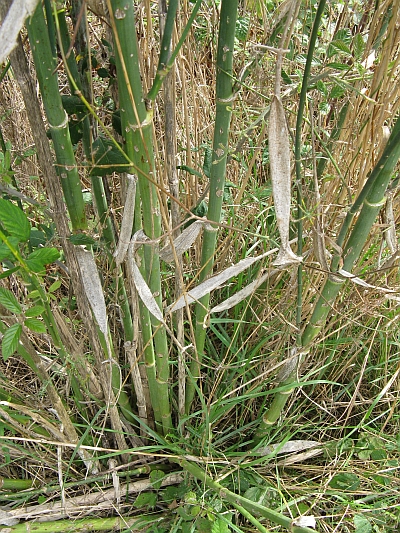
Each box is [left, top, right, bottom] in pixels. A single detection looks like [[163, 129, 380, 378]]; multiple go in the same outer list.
[[256, 94, 400, 442], [185, 0, 238, 413], [110, 0, 172, 434], [147, 0, 203, 101], [302, 114, 400, 346], [26, 3, 86, 232], [255, 0, 328, 441]]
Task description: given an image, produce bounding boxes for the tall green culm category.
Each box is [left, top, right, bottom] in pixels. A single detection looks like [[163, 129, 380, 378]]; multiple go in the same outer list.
[[185, 0, 239, 414], [110, 0, 172, 435], [26, 3, 86, 232]]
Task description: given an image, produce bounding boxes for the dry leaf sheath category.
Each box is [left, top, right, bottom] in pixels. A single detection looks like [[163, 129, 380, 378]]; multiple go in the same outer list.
[[269, 95, 302, 267]]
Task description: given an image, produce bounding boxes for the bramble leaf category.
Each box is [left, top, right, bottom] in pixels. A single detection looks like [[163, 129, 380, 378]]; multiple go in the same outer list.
[[2, 323, 22, 361], [0, 287, 22, 314]]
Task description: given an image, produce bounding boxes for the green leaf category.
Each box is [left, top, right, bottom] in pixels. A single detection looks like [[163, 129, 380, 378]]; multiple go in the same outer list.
[[69, 233, 96, 246], [0, 287, 22, 314], [0, 266, 19, 280], [316, 80, 328, 96], [0, 199, 30, 242], [329, 85, 346, 99], [133, 492, 157, 510], [29, 228, 47, 248], [48, 280, 62, 293], [24, 318, 47, 334], [24, 305, 45, 318], [243, 486, 272, 507], [235, 16, 249, 41], [90, 135, 129, 176], [61, 95, 86, 115], [150, 469, 164, 490], [176, 165, 203, 178], [0, 239, 19, 261], [25, 248, 60, 272], [195, 517, 213, 533], [329, 39, 352, 57], [353, 33, 365, 60], [354, 515, 372, 533], [326, 62, 351, 71], [97, 67, 110, 78], [202, 145, 212, 178], [211, 517, 229, 533], [2, 323, 22, 360], [27, 248, 60, 265], [329, 473, 360, 491]]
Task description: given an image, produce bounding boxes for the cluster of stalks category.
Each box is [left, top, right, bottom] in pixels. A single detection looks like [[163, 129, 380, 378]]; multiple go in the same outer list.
[[0, 0, 399, 531]]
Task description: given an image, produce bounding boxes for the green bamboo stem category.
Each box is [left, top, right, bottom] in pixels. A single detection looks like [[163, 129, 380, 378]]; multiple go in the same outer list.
[[0, 514, 166, 533], [110, 0, 172, 434], [255, 0, 328, 441], [256, 111, 400, 441], [185, 0, 239, 414], [147, 0, 203, 101], [0, 478, 37, 491], [55, 8, 116, 245], [55, 7, 138, 427], [55, 8, 135, 350], [44, 0, 57, 59], [179, 459, 316, 533], [294, 0, 327, 340], [26, 3, 87, 232], [302, 114, 400, 347]]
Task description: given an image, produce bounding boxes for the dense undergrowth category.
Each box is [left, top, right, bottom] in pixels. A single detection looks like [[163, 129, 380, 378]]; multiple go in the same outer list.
[[0, 0, 399, 532]]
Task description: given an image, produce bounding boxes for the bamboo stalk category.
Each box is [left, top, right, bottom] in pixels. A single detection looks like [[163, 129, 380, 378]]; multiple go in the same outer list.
[[256, 110, 400, 440], [109, 0, 172, 434], [185, 0, 239, 414], [26, 3, 87, 232]]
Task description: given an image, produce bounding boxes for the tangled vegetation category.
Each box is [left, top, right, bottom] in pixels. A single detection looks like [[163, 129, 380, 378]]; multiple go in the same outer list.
[[0, 0, 399, 531]]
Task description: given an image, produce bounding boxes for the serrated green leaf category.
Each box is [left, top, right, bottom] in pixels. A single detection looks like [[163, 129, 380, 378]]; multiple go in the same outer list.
[[25, 258, 46, 273], [329, 473, 360, 491], [133, 492, 157, 510], [211, 517, 229, 533], [329, 85, 346, 99], [29, 228, 47, 248], [316, 80, 328, 96], [27, 290, 40, 300], [330, 39, 352, 56], [353, 33, 365, 60], [354, 515, 372, 533], [2, 323, 22, 360], [25, 247, 59, 273], [61, 95, 87, 115], [326, 62, 351, 71], [0, 238, 19, 262], [24, 305, 45, 318], [0, 199, 30, 242], [150, 469, 164, 490], [27, 248, 60, 266], [0, 287, 22, 314], [24, 318, 47, 334]]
